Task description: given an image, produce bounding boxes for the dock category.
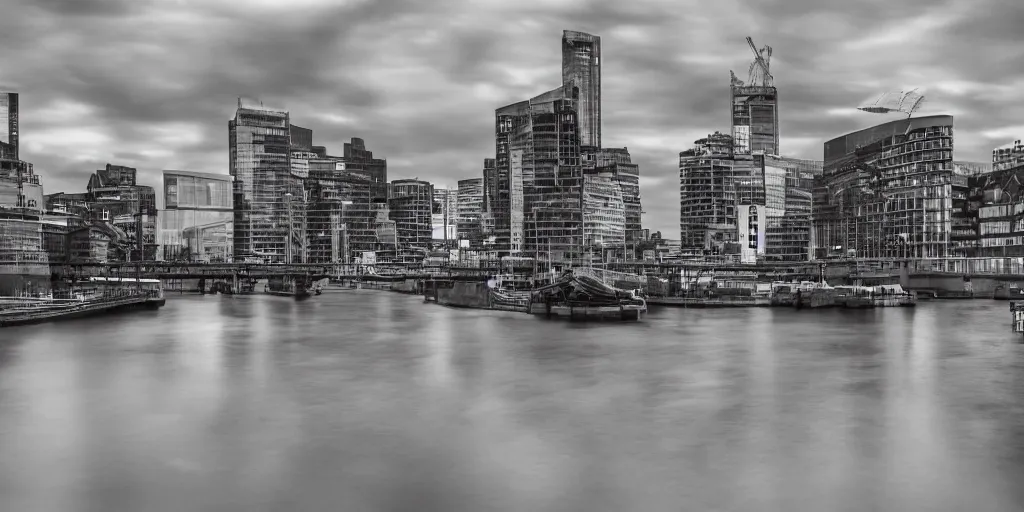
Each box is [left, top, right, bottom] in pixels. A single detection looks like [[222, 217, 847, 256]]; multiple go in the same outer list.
[[0, 293, 164, 327], [647, 296, 771, 308], [0, 277, 166, 328]]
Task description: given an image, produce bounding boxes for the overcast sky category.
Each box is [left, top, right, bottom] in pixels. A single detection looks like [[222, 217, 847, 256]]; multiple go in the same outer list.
[[2, 0, 1023, 236]]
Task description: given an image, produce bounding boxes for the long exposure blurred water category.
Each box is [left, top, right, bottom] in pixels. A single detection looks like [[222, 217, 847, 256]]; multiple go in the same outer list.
[[2, 290, 1024, 511]]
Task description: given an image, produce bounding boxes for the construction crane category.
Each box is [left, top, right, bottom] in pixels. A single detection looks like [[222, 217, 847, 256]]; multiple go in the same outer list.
[[857, 89, 925, 118], [746, 36, 773, 87]]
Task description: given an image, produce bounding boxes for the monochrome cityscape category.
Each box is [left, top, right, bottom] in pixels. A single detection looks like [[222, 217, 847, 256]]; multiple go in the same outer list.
[[4, 7, 1024, 509], [3, 29, 1024, 285]]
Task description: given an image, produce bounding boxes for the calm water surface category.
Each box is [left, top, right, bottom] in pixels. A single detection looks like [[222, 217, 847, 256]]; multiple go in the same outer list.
[[2, 290, 1024, 511]]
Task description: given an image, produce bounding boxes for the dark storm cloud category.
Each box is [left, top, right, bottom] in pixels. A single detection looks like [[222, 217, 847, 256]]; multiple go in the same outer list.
[[1, 0, 1021, 236]]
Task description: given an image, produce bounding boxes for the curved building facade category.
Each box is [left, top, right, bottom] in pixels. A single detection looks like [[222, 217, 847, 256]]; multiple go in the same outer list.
[[814, 115, 954, 258]]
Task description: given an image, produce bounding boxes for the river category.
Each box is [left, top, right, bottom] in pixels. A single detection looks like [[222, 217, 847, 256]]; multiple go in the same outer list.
[[1, 290, 1024, 511]]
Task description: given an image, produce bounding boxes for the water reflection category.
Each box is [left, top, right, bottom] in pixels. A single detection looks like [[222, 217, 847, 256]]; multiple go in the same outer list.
[[1, 294, 1024, 510]]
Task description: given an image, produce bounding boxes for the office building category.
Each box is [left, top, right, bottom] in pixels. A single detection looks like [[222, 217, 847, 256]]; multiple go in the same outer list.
[[679, 132, 762, 253], [966, 148, 1024, 258], [582, 169, 625, 258], [482, 158, 497, 214], [0, 92, 18, 161], [525, 84, 584, 263], [596, 147, 642, 241], [304, 160, 378, 264], [456, 177, 485, 243], [0, 214, 50, 296], [432, 187, 458, 244], [229, 102, 300, 263], [388, 179, 433, 251], [729, 41, 779, 155], [814, 115, 954, 258], [0, 92, 40, 214], [159, 171, 233, 262], [562, 30, 601, 150], [760, 155, 821, 261]]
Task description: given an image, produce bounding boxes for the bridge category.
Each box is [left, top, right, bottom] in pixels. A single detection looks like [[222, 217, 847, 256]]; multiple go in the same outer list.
[[46, 257, 1024, 284]]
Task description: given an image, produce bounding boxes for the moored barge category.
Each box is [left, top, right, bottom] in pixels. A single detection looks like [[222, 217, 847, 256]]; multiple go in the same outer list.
[[0, 277, 165, 327]]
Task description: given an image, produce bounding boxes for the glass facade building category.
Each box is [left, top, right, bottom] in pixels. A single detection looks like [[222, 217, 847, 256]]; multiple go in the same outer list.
[[388, 179, 434, 250], [229, 105, 300, 263], [731, 84, 779, 156], [582, 170, 625, 253], [814, 115, 954, 259], [597, 147, 642, 241], [0, 92, 18, 161], [159, 171, 233, 262], [456, 178, 484, 242], [761, 155, 821, 261], [562, 31, 601, 150], [678, 132, 762, 253]]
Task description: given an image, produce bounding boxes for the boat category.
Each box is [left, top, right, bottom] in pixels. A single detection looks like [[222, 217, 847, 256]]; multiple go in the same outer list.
[[794, 281, 836, 309], [0, 277, 165, 327], [993, 284, 1024, 300], [527, 271, 647, 321], [265, 276, 316, 300], [870, 284, 917, 307], [833, 286, 875, 309]]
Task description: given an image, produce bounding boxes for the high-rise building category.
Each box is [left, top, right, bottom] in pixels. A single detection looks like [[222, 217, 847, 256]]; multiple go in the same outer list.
[[814, 115, 954, 259], [495, 84, 583, 260], [495, 99, 531, 255], [432, 187, 458, 244], [159, 171, 233, 262], [342, 137, 388, 190], [0, 92, 18, 161], [0, 92, 40, 214], [482, 158, 497, 213], [730, 73, 779, 155], [678, 132, 762, 253], [303, 165, 374, 265], [388, 179, 433, 251], [229, 103, 300, 263], [562, 30, 601, 150], [596, 147, 641, 241], [582, 169, 625, 257], [456, 178, 484, 243], [523, 85, 583, 263], [760, 155, 821, 261]]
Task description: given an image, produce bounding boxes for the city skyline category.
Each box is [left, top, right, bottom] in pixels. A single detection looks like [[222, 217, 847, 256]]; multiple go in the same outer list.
[[2, 0, 1023, 236]]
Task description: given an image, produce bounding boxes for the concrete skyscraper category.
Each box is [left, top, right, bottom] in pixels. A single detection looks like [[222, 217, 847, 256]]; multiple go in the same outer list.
[[562, 30, 601, 150]]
